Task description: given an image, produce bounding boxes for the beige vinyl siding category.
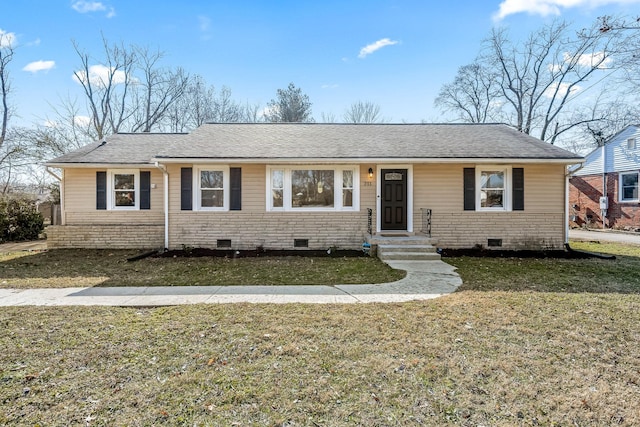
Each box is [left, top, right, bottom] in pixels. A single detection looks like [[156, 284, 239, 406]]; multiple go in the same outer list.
[[63, 168, 164, 225], [166, 163, 376, 250], [412, 163, 566, 249]]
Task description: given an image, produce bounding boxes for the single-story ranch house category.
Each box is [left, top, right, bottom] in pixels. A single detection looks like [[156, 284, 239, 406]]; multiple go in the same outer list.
[[45, 123, 583, 252]]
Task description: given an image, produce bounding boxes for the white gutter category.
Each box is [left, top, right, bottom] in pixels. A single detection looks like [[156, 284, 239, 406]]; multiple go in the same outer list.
[[46, 166, 65, 226], [565, 162, 585, 245], [154, 162, 169, 250], [44, 163, 153, 169]]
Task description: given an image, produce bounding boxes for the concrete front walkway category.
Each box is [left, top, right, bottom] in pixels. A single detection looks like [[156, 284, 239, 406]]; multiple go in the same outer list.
[[0, 260, 462, 306]]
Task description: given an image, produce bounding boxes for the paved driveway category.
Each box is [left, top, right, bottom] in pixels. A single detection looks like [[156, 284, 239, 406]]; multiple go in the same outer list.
[[569, 229, 640, 246]]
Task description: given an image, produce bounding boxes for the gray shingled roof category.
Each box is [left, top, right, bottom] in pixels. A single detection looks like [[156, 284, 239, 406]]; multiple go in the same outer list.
[[46, 133, 186, 165], [46, 123, 582, 165]]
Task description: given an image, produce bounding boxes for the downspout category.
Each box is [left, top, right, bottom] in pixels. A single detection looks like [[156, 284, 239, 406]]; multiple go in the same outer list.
[[601, 145, 607, 229], [46, 166, 65, 225], [154, 162, 169, 250], [565, 162, 585, 246]]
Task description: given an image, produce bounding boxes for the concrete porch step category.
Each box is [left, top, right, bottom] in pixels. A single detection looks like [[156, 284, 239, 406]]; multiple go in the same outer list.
[[369, 235, 438, 246], [377, 244, 438, 253], [378, 251, 441, 261]]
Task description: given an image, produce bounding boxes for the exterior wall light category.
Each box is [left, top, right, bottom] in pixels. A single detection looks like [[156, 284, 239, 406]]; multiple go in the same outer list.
[[368, 167, 374, 179]]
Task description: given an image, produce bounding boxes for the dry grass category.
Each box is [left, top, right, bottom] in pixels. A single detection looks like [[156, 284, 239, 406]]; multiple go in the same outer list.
[[447, 240, 640, 294], [0, 249, 404, 288], [1, 293, 639, 426], [2, 241, 640, 425]]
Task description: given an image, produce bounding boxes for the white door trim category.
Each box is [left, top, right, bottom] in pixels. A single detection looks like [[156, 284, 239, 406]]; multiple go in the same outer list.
[[376, 164, 413, 233]]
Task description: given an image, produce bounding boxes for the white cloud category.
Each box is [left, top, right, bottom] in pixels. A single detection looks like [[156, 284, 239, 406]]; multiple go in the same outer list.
[[0, 29, 17, 48], [568, 51, 612, 69], [198, 15, 211, 32], [23, 60, 56, 73], [72, 1, 106, 13], [321, 83, 339, 89], [73, 64, 128, 87], [198, 15, 212, 40], [358, 38, 399, 59], [73, 115, 92, 128], [71, 1, 115, 18], [493, 0, 640, 21], [544, 81, 581, 98]]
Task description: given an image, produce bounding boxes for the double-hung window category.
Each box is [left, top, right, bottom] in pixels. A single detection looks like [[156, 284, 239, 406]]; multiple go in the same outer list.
[[195, 166, 229, 210], [267, 166, 359, 211], [620, 171, 639, 202], [477, 166, 511, 211], [109, 170, 139, 210]]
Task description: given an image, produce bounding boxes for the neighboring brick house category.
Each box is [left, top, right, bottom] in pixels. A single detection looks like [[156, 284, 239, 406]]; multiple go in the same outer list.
[[569, 125, 640, 230], [45, 123, 583, 251]]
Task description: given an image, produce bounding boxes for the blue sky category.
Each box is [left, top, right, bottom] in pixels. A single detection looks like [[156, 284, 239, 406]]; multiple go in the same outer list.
[[3, 0, 640, 127]]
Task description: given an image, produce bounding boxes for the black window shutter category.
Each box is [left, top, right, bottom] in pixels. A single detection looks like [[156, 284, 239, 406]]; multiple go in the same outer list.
[[512, 167, 524, 211], [140, 171, 151, 210], [230, 167, 242, 210], [463, 168, 475, 211], [181, 167, 192, 211], [96, 171, 107, 210]]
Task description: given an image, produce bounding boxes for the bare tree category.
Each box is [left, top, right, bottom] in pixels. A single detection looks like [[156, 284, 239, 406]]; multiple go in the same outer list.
[[436, 19, 629, 145], [343, 101, 384, 123], [0, 30, 15, 155], [70, 37, 192, 138], [71, 37, 137, 140], [320, 111, 337, 123], [434, 63, 501, 123], [165, 76, 259, 131], [129, 47, 189, 132], [265, 83, 313, 123], [485, 20, 624, 143]]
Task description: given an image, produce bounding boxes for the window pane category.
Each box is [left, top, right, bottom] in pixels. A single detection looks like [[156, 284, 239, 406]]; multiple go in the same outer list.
[[622, 173, 638, 200], [201, 189, 223, 207], [481, 190, 504, 208], [114, 174, 134, 190], [272, 189, 283, 207], [623, 187, 638, 200], [343, 170, 353, 188], [115, 190, 135, 206], [201, 171, 223, 189], [272, 170, 283, 189], [622, 173, 638, 187], [481, 171, 504, 189], [291, 170, 334, 207], [343, 189, 353, 207]]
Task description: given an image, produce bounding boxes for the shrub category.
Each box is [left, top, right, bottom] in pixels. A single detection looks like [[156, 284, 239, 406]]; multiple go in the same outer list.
[[0, 197, 45, 242]]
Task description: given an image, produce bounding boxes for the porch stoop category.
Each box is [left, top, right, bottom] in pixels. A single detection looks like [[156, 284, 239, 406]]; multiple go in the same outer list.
[[369, 234, 441, 261]]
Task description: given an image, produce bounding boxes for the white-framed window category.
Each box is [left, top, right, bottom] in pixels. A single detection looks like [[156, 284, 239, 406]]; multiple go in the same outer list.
[[108, 170, 139, 210], [619, 171, 639, 202], [477, 166, 511, 211], [627, 138, 636, 150], [195, 166, 229, 210], [266, 166, 359, 211]]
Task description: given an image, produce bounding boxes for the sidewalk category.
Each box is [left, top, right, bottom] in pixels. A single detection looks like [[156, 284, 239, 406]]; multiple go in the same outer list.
[[569, 229, 640, 246], [0, 260, 462, 306]]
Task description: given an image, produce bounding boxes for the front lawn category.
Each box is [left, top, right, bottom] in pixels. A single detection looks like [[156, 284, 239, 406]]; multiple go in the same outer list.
[[2, 292, 639, 426], [447, 240, 640, 294], [0, 249, 405, 288], [2, 241, 640, 425]]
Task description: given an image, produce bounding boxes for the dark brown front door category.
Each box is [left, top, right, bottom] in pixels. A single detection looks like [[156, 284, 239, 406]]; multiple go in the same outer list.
[[381, 169, 408, 230]]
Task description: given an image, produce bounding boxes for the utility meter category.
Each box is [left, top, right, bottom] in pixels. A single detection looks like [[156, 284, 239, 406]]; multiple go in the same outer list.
[[599, 196, 608, 218], [599, 196, 608, 210]]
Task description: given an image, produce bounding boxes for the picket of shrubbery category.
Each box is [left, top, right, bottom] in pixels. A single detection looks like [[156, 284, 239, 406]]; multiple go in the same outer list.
[[0, 197, 44, 243]]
